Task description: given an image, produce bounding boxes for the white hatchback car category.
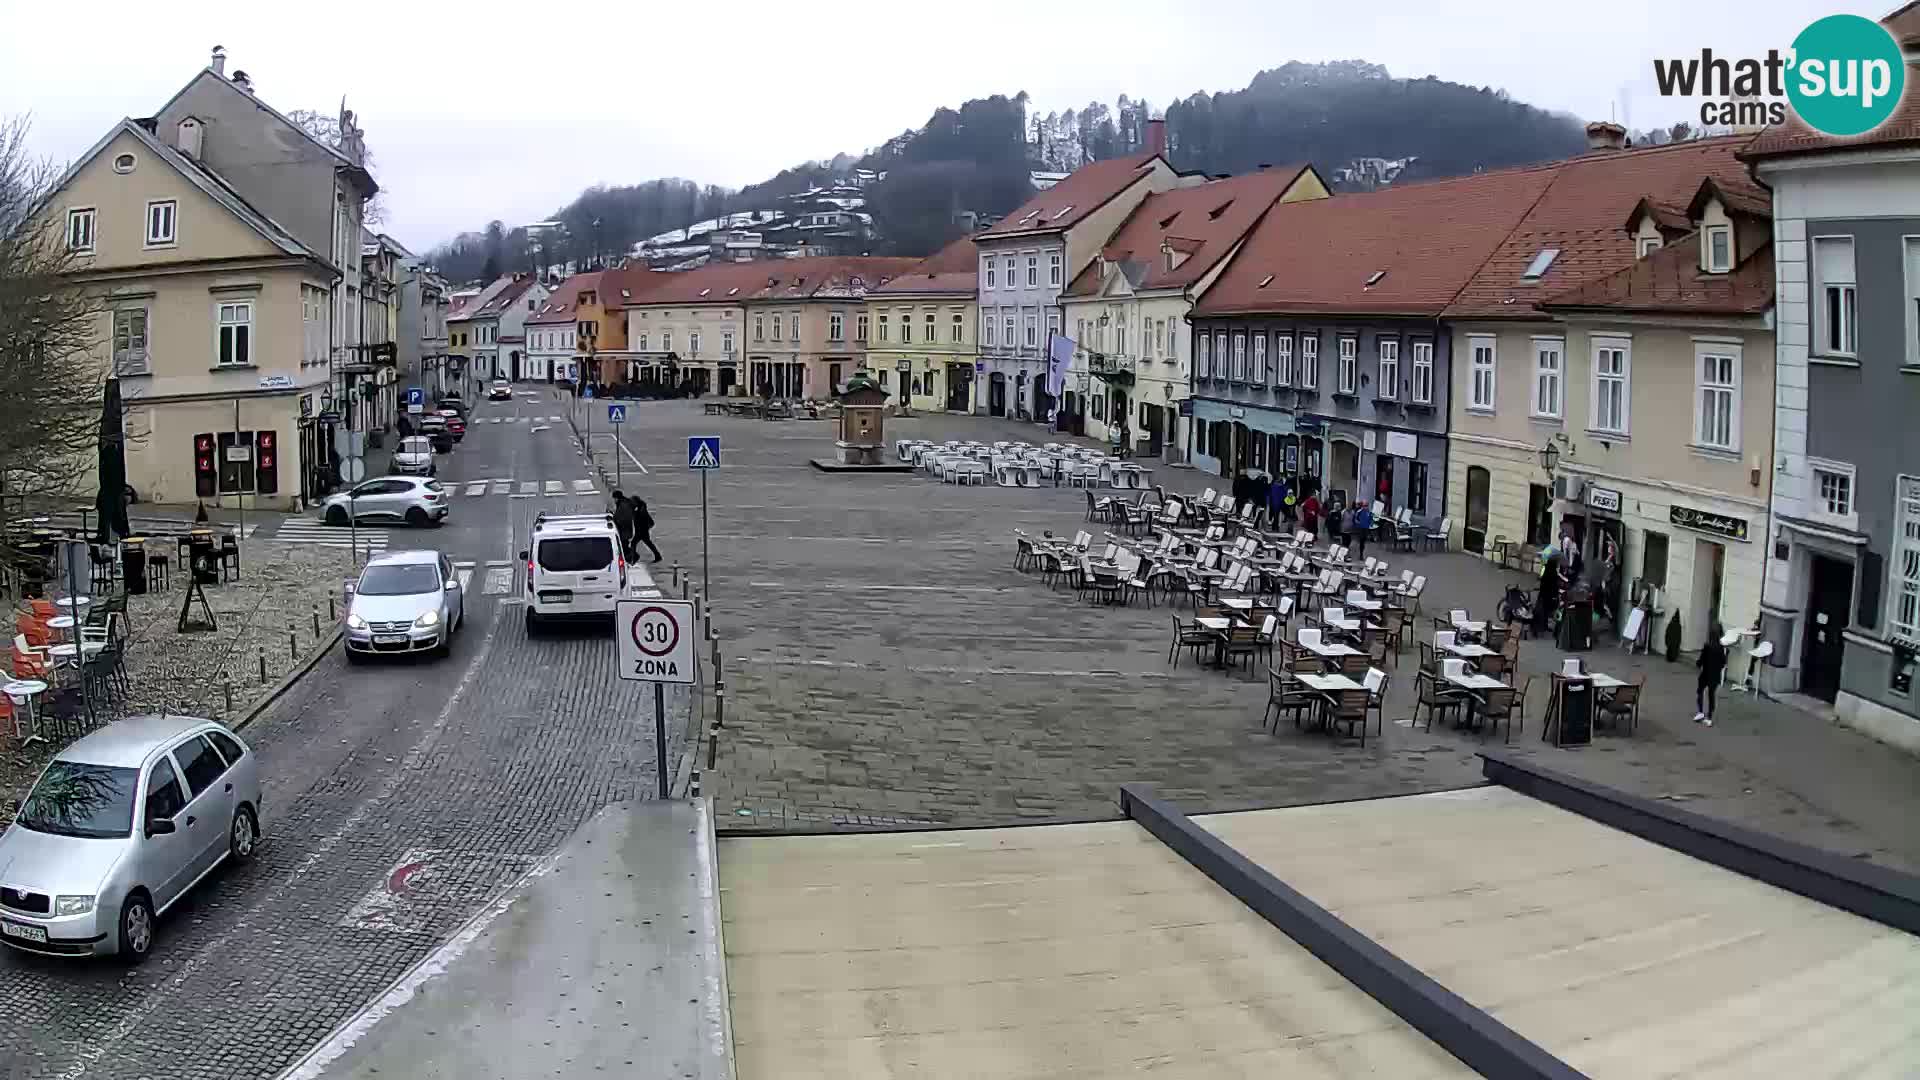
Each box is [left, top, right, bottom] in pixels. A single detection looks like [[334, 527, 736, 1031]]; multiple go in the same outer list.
[[521, 512, 626, 631], [0, 715, 262, 962]]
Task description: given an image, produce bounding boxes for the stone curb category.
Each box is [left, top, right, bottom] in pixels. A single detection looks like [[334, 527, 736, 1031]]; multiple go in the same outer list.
[[229, 627, 341, 733]]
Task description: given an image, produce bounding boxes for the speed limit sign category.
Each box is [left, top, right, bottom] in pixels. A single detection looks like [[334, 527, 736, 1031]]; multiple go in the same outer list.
[[616, 599, 696, 684]]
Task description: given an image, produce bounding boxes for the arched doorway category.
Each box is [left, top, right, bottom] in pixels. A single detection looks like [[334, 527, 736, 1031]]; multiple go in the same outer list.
[[1329, 438, 1360, 506], [1465, 465, 1491, 554]]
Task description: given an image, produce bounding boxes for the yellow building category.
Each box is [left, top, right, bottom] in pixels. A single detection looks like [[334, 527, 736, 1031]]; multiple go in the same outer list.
[[742, 256, 919, 398], [44, 118, 338, 510], [865, 236, 980, 412]]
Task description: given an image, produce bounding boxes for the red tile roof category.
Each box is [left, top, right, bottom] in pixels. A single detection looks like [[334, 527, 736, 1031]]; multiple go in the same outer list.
[[741, 256, 921, 302], [1742, 60, 1920, 160], [872, 235, 979, 295], [1884, 0, 1920, 47], [1194, 165, 1560, 317], [1443, 134, 1764, 318], [978, 152, 1163, 239], [1064, 166, 1318, 298], [526, 272, 602, 325], [1541, 232, 1774, 316], [612, 261, 785, 307], [446, 276, 518, 323], [472, 274, 540, 317]]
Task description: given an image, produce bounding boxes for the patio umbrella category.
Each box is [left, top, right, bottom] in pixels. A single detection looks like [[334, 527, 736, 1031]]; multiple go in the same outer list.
[[94, 377, 130, 542]]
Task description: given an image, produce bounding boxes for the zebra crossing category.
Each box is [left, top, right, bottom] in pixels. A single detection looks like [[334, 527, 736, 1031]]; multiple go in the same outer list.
[[458, 477, 599, 500], [258, 519, 392, 551], [479, 415, 565, 424]]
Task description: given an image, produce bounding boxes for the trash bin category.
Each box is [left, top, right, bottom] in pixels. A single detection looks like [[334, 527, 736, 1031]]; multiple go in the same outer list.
[[1559, 588, 1594, 652], [1556, 678, 1594, 747], [123, 545, 148, 595]]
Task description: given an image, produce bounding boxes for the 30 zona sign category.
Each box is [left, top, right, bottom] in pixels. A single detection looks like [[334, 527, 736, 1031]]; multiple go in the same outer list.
[[616, 599, 696, 684]]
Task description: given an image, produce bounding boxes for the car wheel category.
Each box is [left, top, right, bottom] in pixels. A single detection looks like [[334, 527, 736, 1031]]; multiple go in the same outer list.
[[405, 507, 430, 528], [117, 893, 155, 964], [229, 805, 259, 863], [325, 505, 349, 526], [524, 608, 540, 636]]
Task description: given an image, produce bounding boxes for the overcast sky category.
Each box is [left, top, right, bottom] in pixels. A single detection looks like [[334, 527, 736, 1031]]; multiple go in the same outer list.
[[3, 0, 1848, 252]]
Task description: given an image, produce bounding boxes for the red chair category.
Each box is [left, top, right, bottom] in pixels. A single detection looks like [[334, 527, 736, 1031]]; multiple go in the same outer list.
[[11, 636, 52, 680], [15, 613, 49, 649], [28, 599, 56, 621]]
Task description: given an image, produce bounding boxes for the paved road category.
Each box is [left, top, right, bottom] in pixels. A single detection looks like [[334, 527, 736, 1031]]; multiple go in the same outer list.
[[0, 388, 692, 1080]]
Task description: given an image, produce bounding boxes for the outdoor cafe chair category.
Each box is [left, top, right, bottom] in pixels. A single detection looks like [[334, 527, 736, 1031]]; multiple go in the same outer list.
[[1168, 615, 1217, 668], [1413, 669, 1466, 732], [1337, 651, 1370, 679], [1038, 552, 1068, 589], [1417, 640, 1439, 677], [1222, 620, 1266, 679], [1013, 533, 1037, 572], [1325, 688, 1375, 746], [1599, 673, 1645, 735], [1265, 669, 1317, 733], [1085, 489, 1115, 522], [1423, 516, 1453, 552]]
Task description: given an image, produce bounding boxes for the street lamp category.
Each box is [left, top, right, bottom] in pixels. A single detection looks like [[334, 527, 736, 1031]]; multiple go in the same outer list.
[[1538, 440, 1560, 476]]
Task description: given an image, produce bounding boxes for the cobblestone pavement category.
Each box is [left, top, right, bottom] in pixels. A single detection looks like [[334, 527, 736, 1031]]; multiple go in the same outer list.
[[0, 388, 690, 1080], [605, 403, 1920, 872]]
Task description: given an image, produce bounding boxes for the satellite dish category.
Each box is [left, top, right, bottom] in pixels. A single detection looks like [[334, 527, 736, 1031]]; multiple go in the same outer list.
[[339, 456, 367, 484]]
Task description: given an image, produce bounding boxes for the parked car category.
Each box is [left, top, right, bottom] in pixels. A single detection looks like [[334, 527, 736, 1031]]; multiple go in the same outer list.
[[391, 436, 436, 476], [417, 414, 454, 454], [0, 715, 262, 961], [436, 395, 469, 419], [438, 410, 466, 441], [316, 476, 448, 528], [343, 549, 465, 661], [488, 380, 513, 401]]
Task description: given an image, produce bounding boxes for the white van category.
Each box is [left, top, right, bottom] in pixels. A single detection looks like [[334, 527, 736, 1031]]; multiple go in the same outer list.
[[520, 512, 626, 631]]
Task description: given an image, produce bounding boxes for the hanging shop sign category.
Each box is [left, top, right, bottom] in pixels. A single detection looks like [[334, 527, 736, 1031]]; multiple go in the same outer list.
[[1670, 504, 1751, 542], [1586, 486, 1623, 513]]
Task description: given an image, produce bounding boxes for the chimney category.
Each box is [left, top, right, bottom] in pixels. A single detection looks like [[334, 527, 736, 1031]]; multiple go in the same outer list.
[[210, 45, 226, 76], [177, 116, 203, 159], [1146, 118, 1167, 157], [231, 70, 252, 93], [1585, 121, 1628, 151]]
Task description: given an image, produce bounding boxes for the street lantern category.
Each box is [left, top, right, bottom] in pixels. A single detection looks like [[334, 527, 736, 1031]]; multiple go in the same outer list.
[[1538, 440, 1560, 476]]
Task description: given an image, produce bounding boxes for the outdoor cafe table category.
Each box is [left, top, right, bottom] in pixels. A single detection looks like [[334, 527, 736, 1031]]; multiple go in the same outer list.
[[1346, 596, 1384, 613], [47, 641, 107, 666], [1195, 615, 1246, 669], [1440, 640, 1496, 660], [1446, 671, 1509, 731], [46, 615, 76, 638], [3, 678, 47, 740], [54, 596, 91, 613], [1451, 618, 1488, 637], [1302, 639, 1363, 663], [1297, 672, 1365, 693]]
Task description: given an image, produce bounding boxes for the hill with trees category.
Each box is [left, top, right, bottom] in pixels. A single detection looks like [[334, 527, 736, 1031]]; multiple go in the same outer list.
[[426, 61, 1587, 282]]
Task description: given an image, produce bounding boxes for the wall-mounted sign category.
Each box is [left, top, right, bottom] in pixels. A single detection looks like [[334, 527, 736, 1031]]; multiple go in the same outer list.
[[1294, 417, 1325, 435], [1670, 504, 1751, 543], [1587, 486, 1623, 513], [1384, 431, 1418, 459], [1177, 399, 1194, 417], [1362, 429, 1377, 452], [1228, 406, 1245, 420], [257, 373, 295, 391]]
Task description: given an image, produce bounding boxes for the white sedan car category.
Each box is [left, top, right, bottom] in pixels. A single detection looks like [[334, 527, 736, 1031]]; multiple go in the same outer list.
[[488, 380, 513, 401]]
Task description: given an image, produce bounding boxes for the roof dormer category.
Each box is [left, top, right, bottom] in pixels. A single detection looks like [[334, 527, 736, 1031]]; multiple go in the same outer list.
[[1685, 177, 1771, 276], [1623, 196, 1692, 260]]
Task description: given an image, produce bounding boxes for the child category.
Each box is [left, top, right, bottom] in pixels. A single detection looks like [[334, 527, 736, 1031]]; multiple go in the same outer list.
[[1696, 623, 1728, 726]]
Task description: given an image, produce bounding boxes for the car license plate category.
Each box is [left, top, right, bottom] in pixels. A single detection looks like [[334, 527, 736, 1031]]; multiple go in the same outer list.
[[2, 921, 48, 944], [539, 591, 573, 604], [373, 634, 406, 645]]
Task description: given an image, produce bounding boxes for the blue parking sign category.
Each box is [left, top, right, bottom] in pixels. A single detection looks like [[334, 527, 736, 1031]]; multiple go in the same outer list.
[[608, 404, 626, 424], [583, 385, 595, 400]]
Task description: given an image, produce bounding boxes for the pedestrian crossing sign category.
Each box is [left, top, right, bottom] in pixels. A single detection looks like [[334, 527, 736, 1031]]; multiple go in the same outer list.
[[607, 404, 626, 424], [687, 435, 721, 470]]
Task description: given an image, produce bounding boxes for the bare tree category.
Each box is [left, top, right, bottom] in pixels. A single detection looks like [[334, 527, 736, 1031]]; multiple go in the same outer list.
[[0, 115, 106, 541], [287, 108, 387, 226]]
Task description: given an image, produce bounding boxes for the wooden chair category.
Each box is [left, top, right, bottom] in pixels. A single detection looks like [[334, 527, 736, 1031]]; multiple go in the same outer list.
[[1599, 674, 1644, 735], [1325, 688, 1374, 746], [1475, 651, 1508, 682], [1264, 670, 1316, 733], [1168, 615, 1215, 668], [1338, 651, 1369, 679], [1499, 630, 1521, 684], [1412, 670, 1464, 732], [1367, 632, 1394, 671], [1417, 640, 1439, 677], [1222, 621, 1265, 679]]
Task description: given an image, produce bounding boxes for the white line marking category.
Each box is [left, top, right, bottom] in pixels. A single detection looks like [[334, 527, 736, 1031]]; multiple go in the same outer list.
[[594, 432, 649, 475], [745, 580, 1011, 593], [464, 482, 487, 497], [517, 481, 538, 495], [530, 425, 550, 433], [454, 561, 477, 568], [491, 480, 512, 495], [572, 479, 596, 494], [457, 568, 473, 590], [543, 480, 563, 496]]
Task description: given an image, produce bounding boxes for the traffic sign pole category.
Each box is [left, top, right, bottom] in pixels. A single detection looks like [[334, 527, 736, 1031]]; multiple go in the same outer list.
[[701, 471, 710, 601], [654, 683, 668, 799], [616, 598, 696, 799]]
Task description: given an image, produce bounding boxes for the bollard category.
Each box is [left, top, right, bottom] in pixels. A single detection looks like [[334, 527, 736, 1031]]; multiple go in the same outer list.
[[672, 562, 682, 589], [681, 578, 689, 600], [258, 649, 267, 684], [329, 596, 337, 621], [713, 677, 725, 729], [708, 687, 724, 769], [290, 624, 299, 662], [221, 676, 233, 714], [312, 604, 321, 637]]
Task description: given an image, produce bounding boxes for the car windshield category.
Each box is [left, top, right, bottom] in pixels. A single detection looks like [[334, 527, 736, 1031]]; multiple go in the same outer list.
[[538, 537, 615, 572], [400, 437, 433, 455], [17, 761, 138, 839], [357, 563, 441, 595]]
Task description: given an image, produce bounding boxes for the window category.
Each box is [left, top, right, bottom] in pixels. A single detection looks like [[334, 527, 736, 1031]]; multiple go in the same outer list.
[[174, 735, 230, 796], [1705, 226, 1732, 272], [1411, 340, 1433, 403], [1003, 257, 1015, 286], [208, 731, 245, 766], [753, 314, 764, 341], [217, 301, 252, 366], [66, 208, 95, 253], [1814, 236, 1857, 356], [1591, 337, 1630, 434], [1300, 335, 1319, 389], [1377, 339, 1399, 399], [1643, 532, 1670, 588], [1336, 336, 1357, 394], [1117, 323, 1127, 356], [662, 329, 673, 353], [951, 312, 964, 343], [902, 313, 915, 344], [1047, 311, 1060, 347], [146, 759, 186, 822], [1468, 335, 1496, 411], [983, 313, 995, 346], [1531, 338, 1562, 418], [1026, 255, 1038, 286], [1811, 460, 1856, 526], [1274, 334, 1293, 385], [1407, 460, 1429, 516], [1197, 332, 1212, 378], [1894, 477, 1920, 645], [1637, 235, 1663, 258], [789, 314, 799, 340], [1520, 248, 1560, 279], [984, 259, 996, 289], [1004, 314, 1014, 346], [1214, 332, 1228, 380], [770, 315, 781, 342], [1024, 314, 1037, 348], [636, 333, 648, 352], [1091, 393, 1104, 421], [1167, 319, 1178, 362], [878, 369, 889, 389], [721, 330, 734, 354], [828, 313, 843, 341], [113, 152, 137, 174], [689, 331, 701, 355], [1251, 334, 1267, 383], [145, 199, 177, 246], [926, 312, 936, 342], [113, 308, 149, 376], [857, 314, 869, 342], [1695, 344, 1740, 451], [1049, 252, 1062, 286], [1231, 332, 1247, 381]]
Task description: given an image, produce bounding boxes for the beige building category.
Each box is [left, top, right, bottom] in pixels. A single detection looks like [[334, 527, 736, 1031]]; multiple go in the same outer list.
[[45, 119, 338, 510], [618, 261, 763, 395], [743, 256, 919, 398], [864, 237, 980, 412]]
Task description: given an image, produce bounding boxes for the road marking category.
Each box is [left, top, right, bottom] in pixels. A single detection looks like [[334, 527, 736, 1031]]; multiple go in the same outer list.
[[517, 481, 538, 496], [572, 479, 596, 494], [491, 479, 512, 495], [594, 431, 649, 475], [548, 415, 562, 421], [456, 569, 473, 591], [258, 522, 390, 551], [487, 417, 503, 424], [484, 566, 514, 595], [464, 482, 487, 497], [745, 580, 1011, 593], [530, 425, 550, 433], [543, 480, 563, 496]]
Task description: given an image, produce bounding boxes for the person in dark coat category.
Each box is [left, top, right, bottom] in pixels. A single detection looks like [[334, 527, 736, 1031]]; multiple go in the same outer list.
[[1534, 553, 1562, 635], [1251, 473, 1271, 523], [1696, 623, 1729, 726], [1266, 475, 1289, 530], [610, 489, 637, 562], [1231, 471, 1251, 515], [631, 497, 662, 562]]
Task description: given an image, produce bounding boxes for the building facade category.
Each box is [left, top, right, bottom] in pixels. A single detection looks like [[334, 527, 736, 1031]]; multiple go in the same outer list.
[[1189, 167, 1560, 517], [741, 257, 918, 398], [619, 262, 767, 395], [448, 274, 547, 384], [1746, 31, 1920, 748], [1059, 165, 1327, 459], [399, 264, 450, 397], [974, 122, 1185, 420], [525, 272, 596, 383], [46, 118, 336, 511], [864, 236, 980, 412]]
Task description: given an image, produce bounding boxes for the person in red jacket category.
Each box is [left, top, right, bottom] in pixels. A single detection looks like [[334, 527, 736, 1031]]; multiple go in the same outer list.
[[1300, 491, 1322, 539]]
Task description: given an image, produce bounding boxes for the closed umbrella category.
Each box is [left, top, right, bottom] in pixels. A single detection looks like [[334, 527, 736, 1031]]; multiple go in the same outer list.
[[94, 377, 130, 542]]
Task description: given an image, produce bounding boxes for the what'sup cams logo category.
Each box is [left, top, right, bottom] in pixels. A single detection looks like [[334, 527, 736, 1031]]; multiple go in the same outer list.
[[1654, 13, 1907, 136]]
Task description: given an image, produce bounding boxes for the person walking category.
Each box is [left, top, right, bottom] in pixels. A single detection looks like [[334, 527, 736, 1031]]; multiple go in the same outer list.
[[1300, 490, 1322, 540], [1696, 623, 1728, 726], [610, 489, 637, 562], [631, 497, 663, 562], [1266, 474, 1289, 530], [1251, 472, 1270, 524], [1351, 500, 1374, 560]]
